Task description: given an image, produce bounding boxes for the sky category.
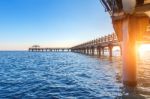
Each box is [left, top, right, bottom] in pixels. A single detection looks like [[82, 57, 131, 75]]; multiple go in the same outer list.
[[0, 0, 114, 50]]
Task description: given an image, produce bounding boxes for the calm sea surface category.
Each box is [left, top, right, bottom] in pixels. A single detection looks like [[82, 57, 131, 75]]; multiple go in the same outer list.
[[0, 51, 149, 99]]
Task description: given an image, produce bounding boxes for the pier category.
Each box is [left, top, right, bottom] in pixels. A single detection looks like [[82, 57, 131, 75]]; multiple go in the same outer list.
[[29, 33, 119, 57], [28, 0, 150, 87], [100, 0, 150, 86], [71, 33, 119, 57], [29, 45, 71, 52]]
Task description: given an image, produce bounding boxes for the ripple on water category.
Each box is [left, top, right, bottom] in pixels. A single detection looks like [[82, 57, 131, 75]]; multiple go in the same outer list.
[[0, 51, 149, 98]]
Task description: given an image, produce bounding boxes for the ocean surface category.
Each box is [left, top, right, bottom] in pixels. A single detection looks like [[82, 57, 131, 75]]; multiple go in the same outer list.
[[0, 51, 149, 99]]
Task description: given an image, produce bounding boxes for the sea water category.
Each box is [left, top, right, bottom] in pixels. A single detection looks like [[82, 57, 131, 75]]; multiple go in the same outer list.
[[0, 51, 149, 99]]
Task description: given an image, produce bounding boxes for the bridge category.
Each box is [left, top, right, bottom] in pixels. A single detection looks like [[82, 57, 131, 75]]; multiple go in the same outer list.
[[71, 33, 119, 57], [29, 33, 119, 56], [29, 0, 150, 87], [29, 45, 71, 52]]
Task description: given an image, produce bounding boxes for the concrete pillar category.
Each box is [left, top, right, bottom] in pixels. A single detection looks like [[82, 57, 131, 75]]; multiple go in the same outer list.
[[84, 49, 86, 54], [89, 48, 91, 55], [122, 15, 138, 86], [92, 47, 94, 55], [87, 48, 89, 55], [108, 45, 113, 57], [102, 47, 104, 55], [97, 47, 99, 56], [98, 47, 101, 56], [99, 47, 101, 56], [88, 48, 91, 55], [113, 15, 149, 86], [112, 14, 149, 85]]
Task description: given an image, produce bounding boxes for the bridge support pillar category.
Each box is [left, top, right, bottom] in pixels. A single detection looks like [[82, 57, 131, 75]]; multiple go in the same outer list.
[[102, 47, 104, 55], [108, 45, 113, 57], [122, 16, 137, 86], [97, 47, 99, 56], [89, 48, 92, 55], [97, 47, 101, 56], [92, 47, 94, 55], [84, 49, 86, 54], [113, 15, 149, 86], [87, 48, 89, 55]]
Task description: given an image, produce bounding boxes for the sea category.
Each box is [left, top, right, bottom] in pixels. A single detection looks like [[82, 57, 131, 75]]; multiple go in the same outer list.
[[0, 51, 149, 99]]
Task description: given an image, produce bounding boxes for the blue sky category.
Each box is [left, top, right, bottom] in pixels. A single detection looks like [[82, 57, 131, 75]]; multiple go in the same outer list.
[[0, 0, 114, 50]]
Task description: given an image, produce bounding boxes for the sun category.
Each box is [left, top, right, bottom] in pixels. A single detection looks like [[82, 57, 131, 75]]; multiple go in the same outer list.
[[138, 44, 150, 55]]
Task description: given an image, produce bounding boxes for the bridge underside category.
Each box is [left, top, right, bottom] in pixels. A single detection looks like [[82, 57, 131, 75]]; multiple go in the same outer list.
[[101, 0, 150, 86]]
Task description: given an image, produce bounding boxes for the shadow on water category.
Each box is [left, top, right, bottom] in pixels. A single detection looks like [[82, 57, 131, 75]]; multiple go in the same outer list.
[[115, 86, 146, 99], [114, 71, 145, 99], [114, 70, 149, 99]]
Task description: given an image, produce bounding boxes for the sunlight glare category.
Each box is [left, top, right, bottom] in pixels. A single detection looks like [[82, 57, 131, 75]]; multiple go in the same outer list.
[[138, 44, 150, 55]]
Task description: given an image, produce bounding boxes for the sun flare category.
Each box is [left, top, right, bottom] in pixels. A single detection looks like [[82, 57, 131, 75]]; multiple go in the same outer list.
[[138, 44, 150, 55]]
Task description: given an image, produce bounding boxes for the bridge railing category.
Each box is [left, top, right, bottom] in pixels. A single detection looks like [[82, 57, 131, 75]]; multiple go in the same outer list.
[[71, 33, 118, 49]]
